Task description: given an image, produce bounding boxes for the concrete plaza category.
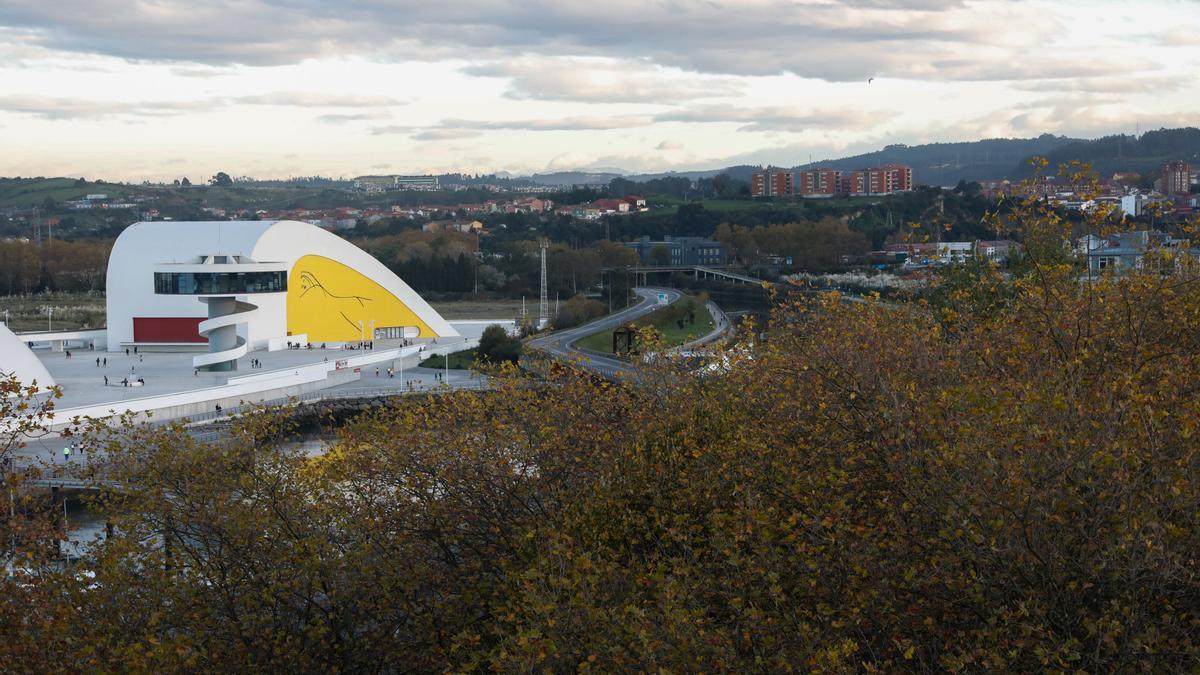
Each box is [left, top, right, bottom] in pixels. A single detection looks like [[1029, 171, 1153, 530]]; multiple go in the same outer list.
[[36, 337, 476, 411]]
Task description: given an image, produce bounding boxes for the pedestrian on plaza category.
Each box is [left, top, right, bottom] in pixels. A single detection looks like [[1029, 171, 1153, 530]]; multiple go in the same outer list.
[[194, 369, 198, 377], [134, 346, 138, 354], [104, 375, 108, 386], [103, 357, 107, 366], [96, 357, 100, 367], [63, 445, 71, 462], [375, 367, 380, 377], [139, 354, 143, 362], [125, 348, 129, 356]]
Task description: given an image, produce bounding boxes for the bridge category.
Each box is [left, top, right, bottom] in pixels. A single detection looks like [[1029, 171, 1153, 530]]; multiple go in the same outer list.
[[10, 378, 494, 493], [15, 327, 106, 352], [602, 265, 772, 287]]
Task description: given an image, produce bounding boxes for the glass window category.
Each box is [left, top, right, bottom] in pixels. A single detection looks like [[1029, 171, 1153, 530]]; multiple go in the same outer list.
[[153, 271, 287, 295]]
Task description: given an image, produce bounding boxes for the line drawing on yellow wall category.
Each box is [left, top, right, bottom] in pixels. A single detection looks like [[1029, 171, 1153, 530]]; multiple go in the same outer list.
[[297, 271, 372, 332], [287, 254, 436, 342]]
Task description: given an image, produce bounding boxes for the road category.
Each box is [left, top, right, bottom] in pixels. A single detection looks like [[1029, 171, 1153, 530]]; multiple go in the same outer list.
[[674, 300, 731, 352], [528, 287, 681, 378]]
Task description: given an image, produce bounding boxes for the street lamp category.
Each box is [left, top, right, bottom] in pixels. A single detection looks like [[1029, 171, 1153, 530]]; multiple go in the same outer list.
[[47, 307, 53, 331]]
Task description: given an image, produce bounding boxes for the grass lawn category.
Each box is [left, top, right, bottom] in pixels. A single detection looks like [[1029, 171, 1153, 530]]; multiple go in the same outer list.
[[575, 295, 714, 355], [428, 300, 525, 319], [0, 292, 106, 332], [419, 348, 476, 369], [0, 178, 132, 209]]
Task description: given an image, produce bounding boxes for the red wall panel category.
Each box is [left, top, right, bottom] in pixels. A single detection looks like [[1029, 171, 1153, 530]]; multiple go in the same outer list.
[[133, 317, 205, 343]]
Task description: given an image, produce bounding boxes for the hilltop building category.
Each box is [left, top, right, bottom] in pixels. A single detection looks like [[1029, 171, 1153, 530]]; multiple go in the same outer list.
[[755, 165, 914, 198], [844, 164, 913, 196], [751, 168, 795, 197], [798, 169, 842, 197], [352, 175, 440, 191], [1159, 161, 1193, 196]]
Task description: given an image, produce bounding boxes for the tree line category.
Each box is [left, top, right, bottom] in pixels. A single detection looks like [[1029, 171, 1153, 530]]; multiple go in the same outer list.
[[0, 238, 109, 295], [4, 174, 1200, 669]]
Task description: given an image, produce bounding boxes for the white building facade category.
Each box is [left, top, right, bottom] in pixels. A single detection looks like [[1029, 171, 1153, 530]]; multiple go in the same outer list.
[[105, 220, 457, 367]]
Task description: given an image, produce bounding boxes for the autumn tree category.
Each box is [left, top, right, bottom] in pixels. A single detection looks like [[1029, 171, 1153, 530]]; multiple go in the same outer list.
[[3, 163, 1200, 671]]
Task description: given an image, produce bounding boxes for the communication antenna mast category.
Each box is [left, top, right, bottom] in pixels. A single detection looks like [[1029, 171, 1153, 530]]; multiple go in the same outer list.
[[539, 239, 549, 328]]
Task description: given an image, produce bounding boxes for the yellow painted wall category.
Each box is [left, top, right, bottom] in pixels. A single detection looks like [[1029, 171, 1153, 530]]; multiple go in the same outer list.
[[287, 254, 435, 341]]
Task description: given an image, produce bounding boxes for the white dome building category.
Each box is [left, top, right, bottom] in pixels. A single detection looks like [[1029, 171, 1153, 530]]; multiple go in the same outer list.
[[106, 220, 458, 370], [0, 322, 56, 394]]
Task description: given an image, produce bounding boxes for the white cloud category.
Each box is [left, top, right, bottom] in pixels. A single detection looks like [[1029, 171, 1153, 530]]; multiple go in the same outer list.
[[462, 57, 743, 102]]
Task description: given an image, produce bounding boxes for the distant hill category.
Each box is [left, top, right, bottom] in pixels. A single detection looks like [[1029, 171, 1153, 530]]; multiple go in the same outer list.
[[1011, 127, 1200, 179], [527, 171, 627, 186], [620, 165, 759, 185], [0, 177, 134, 210], [792, 134, 1081, 186]]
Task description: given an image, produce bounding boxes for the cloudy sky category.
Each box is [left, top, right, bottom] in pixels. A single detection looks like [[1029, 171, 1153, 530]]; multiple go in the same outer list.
[[0, 0, 1197, 181]]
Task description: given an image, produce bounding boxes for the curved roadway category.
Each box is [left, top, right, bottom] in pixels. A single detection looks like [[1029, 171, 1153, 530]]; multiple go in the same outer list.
[[528, 287, 681, 378]]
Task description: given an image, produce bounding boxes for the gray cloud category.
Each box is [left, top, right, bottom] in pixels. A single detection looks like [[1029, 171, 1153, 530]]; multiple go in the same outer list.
[[0, 1, 1142, 83], [0, 94, 218, 119], [654, 104, 889, 133], [0, 90, 405, 121], [410, 129, 483, 141], [441, 114, 654, 131], [462, 57, 743, 102], [1013, 75, 1182, 95], [234, 92, 405, 107], [315, 112, 391, 124]]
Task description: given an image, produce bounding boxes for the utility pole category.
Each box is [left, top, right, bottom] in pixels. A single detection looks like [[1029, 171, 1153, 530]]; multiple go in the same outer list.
[[539, 239, 548, 329]]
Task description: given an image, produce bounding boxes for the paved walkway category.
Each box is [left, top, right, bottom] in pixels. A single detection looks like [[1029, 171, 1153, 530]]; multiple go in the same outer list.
[[675, 301, 732, 352], [35, 338, 458, 409]]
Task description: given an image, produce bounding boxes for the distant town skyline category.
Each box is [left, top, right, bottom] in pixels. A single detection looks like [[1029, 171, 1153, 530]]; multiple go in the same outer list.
[[1, 0, 1197, 181]]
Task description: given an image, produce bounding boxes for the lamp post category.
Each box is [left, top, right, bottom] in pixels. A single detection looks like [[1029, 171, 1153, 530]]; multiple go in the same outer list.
[[47, 307, 53, 331]]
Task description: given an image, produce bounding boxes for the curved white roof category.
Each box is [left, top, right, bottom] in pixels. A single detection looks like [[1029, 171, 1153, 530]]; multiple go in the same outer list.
[[106, 220, 457, 349], [0, 323, 56, 393]]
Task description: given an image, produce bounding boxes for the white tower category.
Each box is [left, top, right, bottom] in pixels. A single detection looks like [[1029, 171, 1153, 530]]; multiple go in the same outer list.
[[154, 254, 287, 372]]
